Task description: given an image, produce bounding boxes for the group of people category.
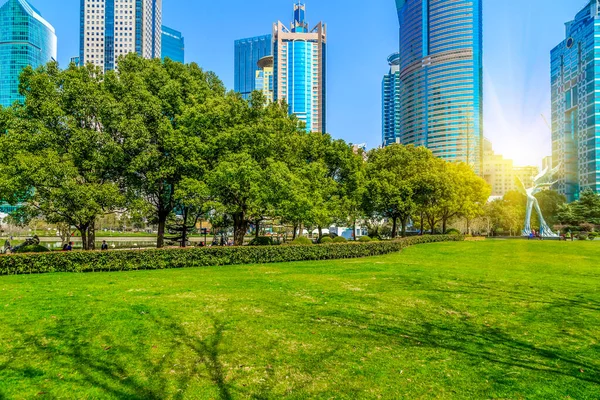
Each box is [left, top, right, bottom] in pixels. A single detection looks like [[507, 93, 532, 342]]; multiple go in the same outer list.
[[62, 240, 111, 251], [527, 230, 545, 240]]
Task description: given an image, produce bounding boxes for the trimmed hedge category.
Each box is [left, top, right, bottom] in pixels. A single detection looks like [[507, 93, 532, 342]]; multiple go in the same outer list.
[[319, 237, 333, 244], [0, 235, 464, 275], [333, 236, 348, 243]]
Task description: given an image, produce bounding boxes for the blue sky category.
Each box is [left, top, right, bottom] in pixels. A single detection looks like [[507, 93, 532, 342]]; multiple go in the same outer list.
[[22, 0, 582, 166]]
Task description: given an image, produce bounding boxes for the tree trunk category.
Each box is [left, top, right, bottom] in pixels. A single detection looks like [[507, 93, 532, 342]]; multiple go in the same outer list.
[[233, 212, 248, 246], [157, 216, 167, 249], [420, 212, 424, 236], [78, 225, 88, 251], [318, 226, 323, 240], [442, 217, 447, 234], [255, 219, 261, 239], [353, 219, 357, 241], [88, 220, 96, 251], [391, 217, 398, 239], [292, 224, 298, 240], [401, 217, 407, 237]]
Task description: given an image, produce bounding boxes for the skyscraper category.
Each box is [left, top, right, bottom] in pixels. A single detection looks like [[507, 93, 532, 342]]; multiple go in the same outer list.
[[273, 3, 327, 133], [0, 0, 56, 108], [161, 25, 184, 63], [234, 34, 272, 99], [255, 55, 274, 104], [382, 52, 401, 147], [79, 0, 162, 72], [551, 0, 600, 202], [394, 0, 483, 174]]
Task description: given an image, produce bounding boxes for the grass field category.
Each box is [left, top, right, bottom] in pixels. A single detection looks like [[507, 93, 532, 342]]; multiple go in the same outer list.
[[0, 240, 599, 399]]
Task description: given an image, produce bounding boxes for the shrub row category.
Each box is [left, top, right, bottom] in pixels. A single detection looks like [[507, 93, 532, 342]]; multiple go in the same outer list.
[[0, 235, 464, 275]]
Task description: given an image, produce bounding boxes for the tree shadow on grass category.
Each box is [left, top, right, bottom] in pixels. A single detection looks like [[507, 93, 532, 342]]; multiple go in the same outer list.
[[312, 303, 600, 387], [1, 311, 271, 400]]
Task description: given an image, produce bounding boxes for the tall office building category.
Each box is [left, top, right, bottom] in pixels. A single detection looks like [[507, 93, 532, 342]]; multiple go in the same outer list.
[[382, 52, 401, 146], [234, 34, 272, 99], [79, 0, 162, 71], [161, 25, 184, 63], [551, 0, 600, 202], [273, 3, 327, 133], [255, 55, 274, 104], [394, 0, 483, 174], [0, 0, 56, 108]]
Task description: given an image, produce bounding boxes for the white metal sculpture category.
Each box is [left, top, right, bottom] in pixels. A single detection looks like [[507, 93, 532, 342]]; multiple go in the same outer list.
[[516, 164, 561, 238]]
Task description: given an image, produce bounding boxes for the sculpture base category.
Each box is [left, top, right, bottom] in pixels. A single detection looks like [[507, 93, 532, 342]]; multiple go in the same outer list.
[[522, 229, 559, 238]]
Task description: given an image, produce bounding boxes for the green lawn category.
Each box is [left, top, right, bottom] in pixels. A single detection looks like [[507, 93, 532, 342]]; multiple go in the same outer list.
[[0, 241, 599, 399]]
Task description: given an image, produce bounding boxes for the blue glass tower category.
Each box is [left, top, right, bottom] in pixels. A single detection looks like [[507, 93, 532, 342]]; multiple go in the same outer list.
[[382, 53, 401, 146], [551, 0, 600, 202], [273, 3, 327, 133], [161, 25, 184, 63], [394, 0, 483, 175], [0, 0, 57, 108], [234, 34, 272, 99]]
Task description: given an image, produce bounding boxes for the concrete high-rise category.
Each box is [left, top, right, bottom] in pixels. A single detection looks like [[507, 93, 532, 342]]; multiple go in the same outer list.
[[0, 0, 56, 107], [79, 0, 162, 71], [161, 25, 184, 63], [273, 3, 327, 133], [382, 52, 401, 147], [394, 0, 483, 174], [551, 0, 600, 202], [234, 34, 272, 99]]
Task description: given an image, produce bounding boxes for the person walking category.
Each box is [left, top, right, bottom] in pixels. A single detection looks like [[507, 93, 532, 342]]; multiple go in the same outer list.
[[566, 231, 572, 242]]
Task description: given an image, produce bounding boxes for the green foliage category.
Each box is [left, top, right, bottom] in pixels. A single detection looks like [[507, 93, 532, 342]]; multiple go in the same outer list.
[[248, 236, 274, 246], [358, 236, 372, 242], [557, 190, 600, 226], [12, 245, 50, 254], [0, 235, 463, 275], [446, 228, 461, 235], [333, 236, 348, 243], [289, 236, 313, 246], [587, 232, 597, 240], [319, 236, 333, 244]]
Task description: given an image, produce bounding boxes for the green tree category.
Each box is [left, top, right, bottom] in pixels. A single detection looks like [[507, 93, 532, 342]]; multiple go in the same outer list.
[[105, 55, 225, 248], [205, 91, 304, 245], [364, 145, 435, 238], [0, 62, 125, 250]]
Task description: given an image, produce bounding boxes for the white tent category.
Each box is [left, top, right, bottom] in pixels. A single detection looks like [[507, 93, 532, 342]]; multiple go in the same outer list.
[[311, 228, 330, 235], [0, 212, 7, 224]]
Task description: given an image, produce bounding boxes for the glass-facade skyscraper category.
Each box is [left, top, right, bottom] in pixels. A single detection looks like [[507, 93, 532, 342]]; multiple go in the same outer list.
[[0, 0, 57, 108], [394, 0, 483, 174], [551, 0, 600, 202], [161, 25, 184, 63], [79, 0, 162, 71], [382, 52, 401, 147], [273, 3, 327, 133], [234, 34, 272, 99]]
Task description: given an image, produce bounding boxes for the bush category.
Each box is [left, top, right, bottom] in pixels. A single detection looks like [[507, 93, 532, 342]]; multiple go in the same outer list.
[[248, 236, 274, 246], [333, 236, 348, 243], [446, 229, 461, 236], [578, 233, 589, 241], [587, 232, 597, 240], [319, 237, 333, 244], [289, 236, 313, 246], [13, 245, 50, 254], [0, 235, 464, 276], [358, 236, 372, 242]]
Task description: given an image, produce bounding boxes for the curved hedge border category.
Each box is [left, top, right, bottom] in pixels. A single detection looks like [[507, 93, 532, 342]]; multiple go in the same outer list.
[[0, 235, 463, 275]]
